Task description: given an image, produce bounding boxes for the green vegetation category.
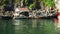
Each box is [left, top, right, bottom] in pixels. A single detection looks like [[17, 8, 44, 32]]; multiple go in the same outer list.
[[0, 0, 55, 10], [44, 0, 55, 8], [0, 0, 5, 5]]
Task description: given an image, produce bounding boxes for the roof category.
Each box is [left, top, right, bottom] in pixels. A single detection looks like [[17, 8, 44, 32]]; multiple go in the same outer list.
[[15, 8, 29, 12], [18, 8, 29, 11]]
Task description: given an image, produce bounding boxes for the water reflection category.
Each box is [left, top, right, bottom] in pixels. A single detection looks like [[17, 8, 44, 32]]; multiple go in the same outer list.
[[0, 19, 58, 34], [54, 18, 60, 34], [0, 20, 14, 34]]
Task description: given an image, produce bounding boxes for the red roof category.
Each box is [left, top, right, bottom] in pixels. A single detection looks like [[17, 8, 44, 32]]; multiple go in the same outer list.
[[18, 8, 29, 11]]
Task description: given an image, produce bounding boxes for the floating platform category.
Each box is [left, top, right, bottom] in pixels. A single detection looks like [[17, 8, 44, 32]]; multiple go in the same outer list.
[[0, 15, 13, 19], [14, 16, 57, 20], [0, 15, 57, 19]]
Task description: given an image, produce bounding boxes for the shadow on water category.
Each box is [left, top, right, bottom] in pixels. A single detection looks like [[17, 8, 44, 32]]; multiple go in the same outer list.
[[0, 19, 15, 34], [0, 19, 59, 34]]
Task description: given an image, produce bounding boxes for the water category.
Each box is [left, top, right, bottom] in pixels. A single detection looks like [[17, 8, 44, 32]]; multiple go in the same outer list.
[[0, 19, 59, 34]]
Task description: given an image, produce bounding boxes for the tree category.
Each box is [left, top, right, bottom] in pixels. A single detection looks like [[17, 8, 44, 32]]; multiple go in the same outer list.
[[0, 0, 5, 5], [44, 0, 55, 8]]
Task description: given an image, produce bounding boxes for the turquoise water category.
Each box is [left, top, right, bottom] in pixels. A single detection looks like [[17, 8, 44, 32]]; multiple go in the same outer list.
[[0, 19, 58, 34]]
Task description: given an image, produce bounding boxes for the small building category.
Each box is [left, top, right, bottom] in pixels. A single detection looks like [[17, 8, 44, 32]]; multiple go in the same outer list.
[[14, 8, 29, 18], [15, 8, 29, 12]]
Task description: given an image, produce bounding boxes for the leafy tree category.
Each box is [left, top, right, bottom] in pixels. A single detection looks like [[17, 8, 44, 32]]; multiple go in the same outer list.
[[44, 0, 55, 8], [0, 0, 5, 6]]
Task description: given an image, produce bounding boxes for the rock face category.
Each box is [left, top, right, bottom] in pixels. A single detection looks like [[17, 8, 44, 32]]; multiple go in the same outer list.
[[54, 0, 60, 28], [55, 0, 60, 12]]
